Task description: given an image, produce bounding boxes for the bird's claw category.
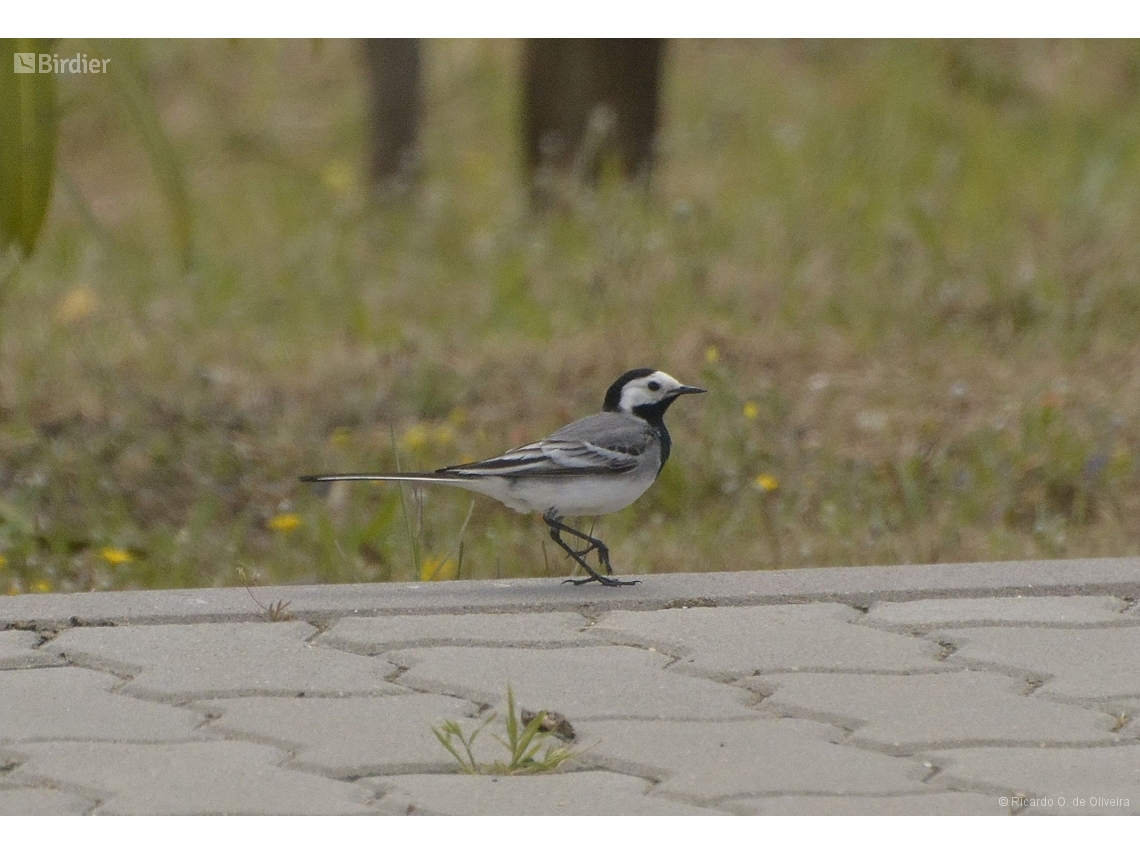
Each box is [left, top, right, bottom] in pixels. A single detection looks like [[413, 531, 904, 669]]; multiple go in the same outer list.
[[561, 576, 640, 587]]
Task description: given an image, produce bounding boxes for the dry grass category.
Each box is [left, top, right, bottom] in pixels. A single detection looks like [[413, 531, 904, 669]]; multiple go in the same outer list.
[[3, 39, 1140, 593]]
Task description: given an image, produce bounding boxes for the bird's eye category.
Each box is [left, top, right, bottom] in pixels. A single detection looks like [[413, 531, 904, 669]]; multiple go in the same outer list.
[[647, 381, 661, 391]]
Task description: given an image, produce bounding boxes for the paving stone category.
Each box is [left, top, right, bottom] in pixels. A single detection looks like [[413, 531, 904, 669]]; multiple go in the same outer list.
[[5, 557, 1139, 627], [0, 630, 61, 669], [200, 693, 479, 776], [44, 622, 399, 701], [321, 612, 592, 654], [0, 668, 202, 741], [0, 786, 96, 815], [589, 603, 947, 676], [928, 745, 1140, 815], [937, 625, 1140, 700], [366, 770, 723, 815], [389, 645, 756, 720], [577, 718, 927, 802], [864, 596, 1134, 629], [745, 671, 1119, 750], [8, 741, 374, 815], [724, 791, 1007, 815], [4, 560, 1140, 815]]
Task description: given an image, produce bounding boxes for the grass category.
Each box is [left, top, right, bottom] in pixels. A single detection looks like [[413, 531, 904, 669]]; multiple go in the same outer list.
[[3, 40, 1140, 593], [433, 686, 580, 775]]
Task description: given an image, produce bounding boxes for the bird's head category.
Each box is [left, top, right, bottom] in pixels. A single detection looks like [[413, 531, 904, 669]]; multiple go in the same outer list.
[[603, 368, 706, 417]]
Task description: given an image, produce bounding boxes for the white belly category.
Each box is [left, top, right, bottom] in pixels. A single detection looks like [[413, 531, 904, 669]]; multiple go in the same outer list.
[[459, 471, 657, 517]]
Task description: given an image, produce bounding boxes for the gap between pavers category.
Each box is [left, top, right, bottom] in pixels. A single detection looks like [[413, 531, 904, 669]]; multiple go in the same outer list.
[[924, 744, 1140, 816], [364, 770, 724, 815], [0, 668, 203, 742], [745, 670, 1123, 751], [861, 595, 1139, 630], [41, 621, 402, 701], [0, 786, 98, 816], [572, 718, 932, 803], [196, 693, 482, 777], [722, 791, 1008, 815], [5, 741, 378, 815], [0, 630, 64, 669], [4, 558, 1139, 629], [586, 602, 951, 678], [934, 625, 1140, 701], [317, 611, 596, 654], [387, 645, 759, 720]]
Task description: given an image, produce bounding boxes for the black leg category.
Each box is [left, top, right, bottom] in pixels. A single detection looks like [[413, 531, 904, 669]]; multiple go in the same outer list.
[[542, 512, 639, 587]]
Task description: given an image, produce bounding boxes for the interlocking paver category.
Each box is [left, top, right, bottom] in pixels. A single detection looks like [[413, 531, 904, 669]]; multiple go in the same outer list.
[[44, 622, 399, 701], [389, 645, 757, 720], [365, 770, 724, 815], [7, 741, 375, 815], [937, 625, 1140, 700], [2, 560, 1138, 815], [200, 693, 479, 776], [724, 791, 1007, 815], [321, 612, 592, 654], [863, 596, 1134, 629], [0, 786, 97, 815], [577, 718, 928, 802], [0, 630, 61, 669], [588, 603, 947, 676], [745, 670, 1119, 749], [928, 745, 1140, 815], [0, 668, 202, 741]]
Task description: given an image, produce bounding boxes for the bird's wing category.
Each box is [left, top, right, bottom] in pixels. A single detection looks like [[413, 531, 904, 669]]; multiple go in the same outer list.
[[437, 413, 650, 478]]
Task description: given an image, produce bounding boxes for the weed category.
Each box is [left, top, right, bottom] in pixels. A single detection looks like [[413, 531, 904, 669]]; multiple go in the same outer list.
[[432, 686, 581, 775], [236, 566, 294, 622]]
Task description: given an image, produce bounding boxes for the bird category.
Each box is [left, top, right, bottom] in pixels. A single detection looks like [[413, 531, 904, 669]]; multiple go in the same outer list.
[[300, 367, 706, 587]]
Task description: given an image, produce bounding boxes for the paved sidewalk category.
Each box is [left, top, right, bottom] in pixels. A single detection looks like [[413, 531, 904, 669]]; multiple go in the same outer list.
[[2, 557, 1139, 815]]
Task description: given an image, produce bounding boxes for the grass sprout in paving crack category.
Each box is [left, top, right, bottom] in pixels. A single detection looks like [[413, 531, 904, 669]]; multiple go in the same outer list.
[[432, 686, 581, 775], [236, 567, 295, 622]]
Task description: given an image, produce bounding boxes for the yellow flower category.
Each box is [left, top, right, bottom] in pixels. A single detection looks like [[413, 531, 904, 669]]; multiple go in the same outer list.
[[55, 285, 99, 326], [328, 426, 352, 449], [99, 546, 133, 565], [447, 407, 468, 427], [421, 554, 459, 582], [32, 579, 53, 593], [321, 160, 355, 193], [432, 424, 456, 448], [0, 554, 7, 569], [755, 474, 780, 492], [400, 423, 430, 453], [267, 513, 302, 533], [742, 401, 760, 420], [705, 345, 720, 365]]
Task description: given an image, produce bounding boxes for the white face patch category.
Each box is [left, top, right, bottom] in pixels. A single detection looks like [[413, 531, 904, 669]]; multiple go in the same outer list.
[[617, 371, 684, 412]]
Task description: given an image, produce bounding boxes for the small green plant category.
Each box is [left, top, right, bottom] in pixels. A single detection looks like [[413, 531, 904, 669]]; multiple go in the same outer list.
[[236, 566, 295, 622], [432, 686, 580, 775]]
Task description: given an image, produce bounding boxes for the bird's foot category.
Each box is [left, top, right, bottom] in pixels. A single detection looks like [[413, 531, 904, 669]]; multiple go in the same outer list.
[[561, 575, 640, 587]]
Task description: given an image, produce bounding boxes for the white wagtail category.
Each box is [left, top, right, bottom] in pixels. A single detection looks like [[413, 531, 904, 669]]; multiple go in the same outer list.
[[300, 368, 705, 586]]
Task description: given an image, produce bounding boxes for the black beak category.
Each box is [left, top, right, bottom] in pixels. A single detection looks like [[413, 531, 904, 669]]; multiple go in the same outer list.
[[673, 385, 707, 396]]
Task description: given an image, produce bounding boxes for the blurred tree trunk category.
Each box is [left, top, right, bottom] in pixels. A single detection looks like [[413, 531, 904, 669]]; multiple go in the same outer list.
[[523, 39, 663, 204], [362, 39, 421, 195], [360, 39, 664, 205]]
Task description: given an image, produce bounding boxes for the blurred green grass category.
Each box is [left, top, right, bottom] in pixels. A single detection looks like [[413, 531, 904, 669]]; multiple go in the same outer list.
[[3, 39, 1140, 594]]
